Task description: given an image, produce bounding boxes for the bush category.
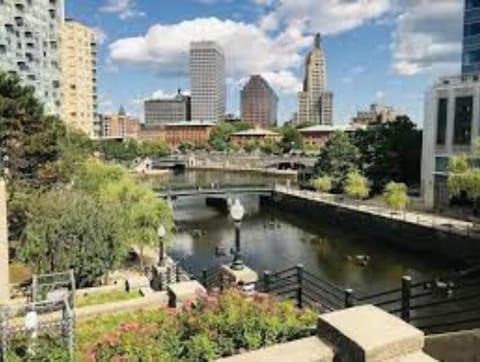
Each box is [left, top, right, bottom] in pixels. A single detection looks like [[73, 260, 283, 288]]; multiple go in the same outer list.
[[82, 289, 317, 361], [344, 171, 369, 201], [312, 176, 332, 193], [383, 182, 409, 211]]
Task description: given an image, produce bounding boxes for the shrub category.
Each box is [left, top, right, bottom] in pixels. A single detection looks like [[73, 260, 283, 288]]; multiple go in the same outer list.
[[83, 289, 317, 361], [312, 176, 332, 193], [383, 182, 409, 211], [344, 171, 369, 201]]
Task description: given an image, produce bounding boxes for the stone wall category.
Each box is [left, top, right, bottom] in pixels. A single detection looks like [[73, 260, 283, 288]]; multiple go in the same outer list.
[[425, 329, 480, 362], [262, 192, 480, 264]]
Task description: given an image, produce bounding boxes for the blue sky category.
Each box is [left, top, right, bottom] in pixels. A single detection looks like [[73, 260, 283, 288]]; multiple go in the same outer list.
[[66, 0, 464, 126]]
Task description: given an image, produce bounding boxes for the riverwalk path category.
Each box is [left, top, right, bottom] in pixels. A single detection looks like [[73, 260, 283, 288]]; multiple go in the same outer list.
[[274, 185, 480, 239]]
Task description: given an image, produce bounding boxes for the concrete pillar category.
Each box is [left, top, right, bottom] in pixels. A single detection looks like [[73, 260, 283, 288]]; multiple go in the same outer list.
[[0, 179, 9, 302]]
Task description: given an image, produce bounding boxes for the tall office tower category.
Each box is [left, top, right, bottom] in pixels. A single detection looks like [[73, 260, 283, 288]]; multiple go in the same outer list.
[[144, 90, 191, 125], [241, 75, 278, 127], [190, 41, 226, 122], [297, 33, 333, 125], [60, 19, 98, 137], [0, 0, 64, 115], [462, 0, 480, 74]]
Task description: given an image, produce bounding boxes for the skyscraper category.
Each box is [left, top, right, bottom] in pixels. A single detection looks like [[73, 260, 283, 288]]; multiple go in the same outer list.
[[60, 19, 98, 137], [462, 0, 480, 74], [297, 33, 333, 125], [0, 0, 64, 115], [241, 75, 278, 127], [190, 41, 226, 122], [144, 90, 191, 125]]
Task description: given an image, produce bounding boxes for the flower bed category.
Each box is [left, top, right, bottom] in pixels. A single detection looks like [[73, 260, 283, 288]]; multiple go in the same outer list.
[[77, 289, 317, 361]]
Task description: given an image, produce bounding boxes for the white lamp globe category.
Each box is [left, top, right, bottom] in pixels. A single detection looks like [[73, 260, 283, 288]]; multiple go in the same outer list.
[[230, 199, 245, 222], [157, 224, 167, 238]]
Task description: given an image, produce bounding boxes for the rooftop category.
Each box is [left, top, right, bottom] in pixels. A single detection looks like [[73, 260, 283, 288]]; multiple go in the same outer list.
[[231, 128, 280, 136], [165, 121, 216, 127], [298, 125, 358, 133]]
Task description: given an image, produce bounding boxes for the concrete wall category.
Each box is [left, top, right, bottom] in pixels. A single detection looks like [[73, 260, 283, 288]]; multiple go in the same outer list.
[[262, 193, 480, 264], [425, 329, 480, 362]]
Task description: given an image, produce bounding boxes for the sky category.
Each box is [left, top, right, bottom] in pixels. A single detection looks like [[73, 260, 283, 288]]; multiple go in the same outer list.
[[66, 0, 465, 126]]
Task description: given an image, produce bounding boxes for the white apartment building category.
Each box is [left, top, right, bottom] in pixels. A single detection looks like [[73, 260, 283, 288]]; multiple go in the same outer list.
[[422, 74, 480, 209], [190, 41, 226, 122], [0, 0, 64, 115]]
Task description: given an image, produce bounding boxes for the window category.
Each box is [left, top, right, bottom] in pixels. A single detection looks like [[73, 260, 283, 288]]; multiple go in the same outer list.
[[436, 98, 448, 145], [466, 0, 480, 9], [464, 22, 480, 37], [454, 96, 473, 145]]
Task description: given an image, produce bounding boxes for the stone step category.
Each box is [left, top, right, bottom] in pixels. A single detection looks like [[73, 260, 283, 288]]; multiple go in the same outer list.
[[386, 351, 438, 362], [317, 305, 426, 361]]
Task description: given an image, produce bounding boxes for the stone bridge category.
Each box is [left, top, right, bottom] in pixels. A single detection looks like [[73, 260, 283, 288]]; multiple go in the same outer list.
[[156, 184, 274, 199]]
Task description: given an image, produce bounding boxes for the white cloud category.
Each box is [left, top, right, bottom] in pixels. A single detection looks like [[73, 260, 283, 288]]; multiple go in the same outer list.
[[391, 0, 463, 76], [132, 89, 191, 105], [99, 0, 145, 20], [260, 0, 391, 35], [108, 17, 310, 93], [92, 27, 108, 45]]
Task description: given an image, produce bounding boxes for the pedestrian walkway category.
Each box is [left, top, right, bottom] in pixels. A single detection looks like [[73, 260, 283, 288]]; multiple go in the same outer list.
[[275, 185, 480, 239]]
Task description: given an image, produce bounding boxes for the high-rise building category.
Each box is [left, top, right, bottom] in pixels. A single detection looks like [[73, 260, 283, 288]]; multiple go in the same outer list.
[[144, 90, 191, 125], [60, 19, 98, 137], [0, 0, 64, 115], [190, 41, 226, 122], [297, 33, 333, 125], [462, 0, 480, 74], [241, 75, 278, 127]]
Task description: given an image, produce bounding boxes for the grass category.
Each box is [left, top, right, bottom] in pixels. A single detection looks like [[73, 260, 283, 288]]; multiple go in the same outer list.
[[9, 262, 32, 284], [76, 289, 141, 308]]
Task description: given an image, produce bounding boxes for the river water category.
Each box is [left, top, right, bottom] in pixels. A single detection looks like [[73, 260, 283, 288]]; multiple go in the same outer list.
[[166, 170, 449, 295]]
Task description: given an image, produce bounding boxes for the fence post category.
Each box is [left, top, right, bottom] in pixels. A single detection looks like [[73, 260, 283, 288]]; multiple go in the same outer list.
[[344, 288, 354, 308], [166, 267, 172, 285], [263, 271, 271, 293], [401, 276, 412, 322], [202, 269, 208, 287], [296, 264, 304, 309], [175, 264, 181, 283]]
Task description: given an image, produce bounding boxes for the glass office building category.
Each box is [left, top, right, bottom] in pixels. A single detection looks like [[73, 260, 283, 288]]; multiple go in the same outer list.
[[463, 0, 480, 74]]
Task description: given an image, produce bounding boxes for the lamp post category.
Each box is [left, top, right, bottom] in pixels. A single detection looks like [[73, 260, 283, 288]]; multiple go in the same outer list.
[[157, 224, 167, 267], [230, 199, 245, 271]]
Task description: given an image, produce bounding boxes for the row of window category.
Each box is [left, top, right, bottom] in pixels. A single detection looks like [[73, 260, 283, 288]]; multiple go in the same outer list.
[[436, 96, 473, 146]]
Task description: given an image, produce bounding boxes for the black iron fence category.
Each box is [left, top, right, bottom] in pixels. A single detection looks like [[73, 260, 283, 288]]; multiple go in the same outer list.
[[177, 258, 480, 335]]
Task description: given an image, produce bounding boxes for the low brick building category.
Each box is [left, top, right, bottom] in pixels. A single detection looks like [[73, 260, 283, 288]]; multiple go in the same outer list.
[[298, 125, 357, 148], [230, 128, 281, 147], [164, 121, 215, 148], [100, 113, 140, 140], [137, 125, 167, 142]]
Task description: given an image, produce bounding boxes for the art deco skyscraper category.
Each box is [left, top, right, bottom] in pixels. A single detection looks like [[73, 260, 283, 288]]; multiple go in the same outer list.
[[0, 0, 64, 115], [297, 33, 333, 125], [190, 41, 226, 122], [241, 75, 278, 127], [60, 19, 98, 137]]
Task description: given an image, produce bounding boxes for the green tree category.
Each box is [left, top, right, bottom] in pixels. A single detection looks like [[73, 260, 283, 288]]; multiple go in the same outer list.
[[0, 71, 66, 185], [314, 131, 360, 190], [209, 121, 250, 151], [139, 140, 169, 158], [94, 139, 141, 162], [280, 125, 303, 152], [383, 182, 409, 211], [345, 171, 369, 202], [312, 175, 332, 193], [19, 189, 127, 287], [352, 116, 422, 192]]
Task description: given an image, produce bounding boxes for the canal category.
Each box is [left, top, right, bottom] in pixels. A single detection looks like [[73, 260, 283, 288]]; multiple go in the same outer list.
[[166, 170, 450, 295]]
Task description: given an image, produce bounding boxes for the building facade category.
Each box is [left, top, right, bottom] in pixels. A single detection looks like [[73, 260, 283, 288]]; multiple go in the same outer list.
[[351, 104, 398, 127], [297, 33, 333, 125], [190, 41, 226, 122], [241, 75, 278, 127], [0, 0, 64, 115], [101, 113, 140, 140], [299, 125, 357, 149], [144, 90, 191, 125], [421, 74, 480, 209], [60, 19, 97, 137], [164, 121, 215, 148], [462, 0, 480, 75], [230, 128, 281, 148]]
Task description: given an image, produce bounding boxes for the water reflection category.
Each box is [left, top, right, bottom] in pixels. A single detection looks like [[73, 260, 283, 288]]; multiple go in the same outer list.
[[168, 173, 448, 295]]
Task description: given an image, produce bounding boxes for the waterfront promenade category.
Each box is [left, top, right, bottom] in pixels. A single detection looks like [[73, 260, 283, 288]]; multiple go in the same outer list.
[[275, 185, 480, 239]]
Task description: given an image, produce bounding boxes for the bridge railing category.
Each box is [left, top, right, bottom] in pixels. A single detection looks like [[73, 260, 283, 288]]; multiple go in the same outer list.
[[155, 183, 276, 193]]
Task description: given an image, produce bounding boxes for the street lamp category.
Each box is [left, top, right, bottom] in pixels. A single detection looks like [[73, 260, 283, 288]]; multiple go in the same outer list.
[[230, 199, 245, 271], [157, 224, 167, 266]]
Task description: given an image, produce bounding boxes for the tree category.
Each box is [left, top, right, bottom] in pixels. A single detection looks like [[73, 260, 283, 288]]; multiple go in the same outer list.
[[344, 171, 369, 202], [280, 125, 303, 152], [383, 182, 409, 211], [312, 176, 332, 193], [209, 121, 250, 151], [19, 189, 127, 287], [314, 131, 360, 190], [140, 140, 169, 159], [0, 71, 66, 185], [352, 116, 422, 192], [94, 139, 141, 162]]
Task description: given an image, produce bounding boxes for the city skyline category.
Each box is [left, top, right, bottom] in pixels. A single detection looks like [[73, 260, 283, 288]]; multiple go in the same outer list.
[[59, 1, 465, 126]]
